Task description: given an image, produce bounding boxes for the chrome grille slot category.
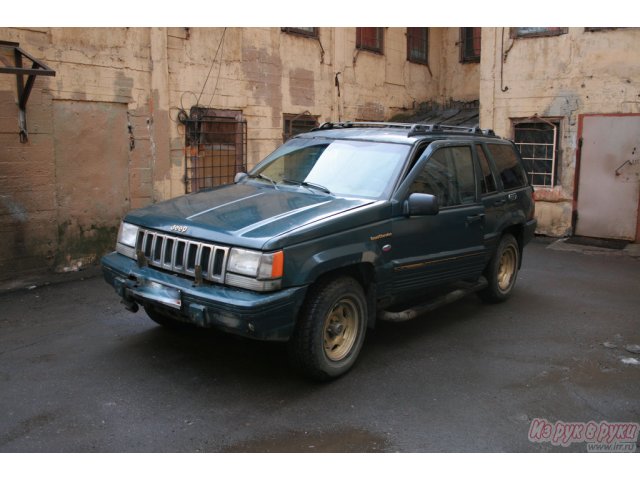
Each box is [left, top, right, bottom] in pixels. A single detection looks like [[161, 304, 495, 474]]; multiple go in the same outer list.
[[186, 243, 198, 272], [135, 228, 229, 284], [213, 249, 225, 276], [175, 241, 186, 269], [153, 235, 164, 263], [200, 246, 212, 275], [163, 238, 174, 266]]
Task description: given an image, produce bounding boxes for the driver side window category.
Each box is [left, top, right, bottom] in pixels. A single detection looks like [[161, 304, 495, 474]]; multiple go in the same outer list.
[[409, 146, 476, 207]]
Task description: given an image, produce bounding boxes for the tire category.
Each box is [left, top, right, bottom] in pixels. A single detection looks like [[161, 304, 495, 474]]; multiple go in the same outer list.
[[478, 233, 520, 303], [144, 305, 190, 329], [288, 276, 367, 381]]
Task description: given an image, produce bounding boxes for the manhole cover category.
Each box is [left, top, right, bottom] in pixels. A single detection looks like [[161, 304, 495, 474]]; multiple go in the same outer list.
[[565, 236, 630, 250]]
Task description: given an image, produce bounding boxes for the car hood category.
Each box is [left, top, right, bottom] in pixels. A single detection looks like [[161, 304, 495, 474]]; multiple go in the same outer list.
[[125, 183, 375, 249]]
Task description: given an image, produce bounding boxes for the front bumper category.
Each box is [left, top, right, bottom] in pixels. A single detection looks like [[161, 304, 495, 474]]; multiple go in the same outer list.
[[101, 252, 307, 341]]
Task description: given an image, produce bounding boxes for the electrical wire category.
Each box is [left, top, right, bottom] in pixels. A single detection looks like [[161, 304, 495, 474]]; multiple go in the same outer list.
[[196, 27, 227, 107], [206, 28, 227, 108]]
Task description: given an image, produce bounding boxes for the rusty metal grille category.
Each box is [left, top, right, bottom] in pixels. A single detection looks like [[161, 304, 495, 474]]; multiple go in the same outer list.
[[407, 27, 428, 64], [283, 113, 318, 142], [356, 27, 383, 53], [461, 27, 481, 63], [184, 109, 247, 193]]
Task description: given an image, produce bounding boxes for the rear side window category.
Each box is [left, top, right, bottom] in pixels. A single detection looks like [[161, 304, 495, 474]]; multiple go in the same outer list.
[[476, 145, 497, 194], [486, 143, 528, 190]]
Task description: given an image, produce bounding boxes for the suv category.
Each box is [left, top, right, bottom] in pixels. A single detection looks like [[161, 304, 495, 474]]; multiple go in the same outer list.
[[102, 122, 536, 380]]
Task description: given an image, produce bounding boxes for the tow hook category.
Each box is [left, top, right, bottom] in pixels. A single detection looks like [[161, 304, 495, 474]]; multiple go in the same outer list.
[[121, 296, 139, 313]]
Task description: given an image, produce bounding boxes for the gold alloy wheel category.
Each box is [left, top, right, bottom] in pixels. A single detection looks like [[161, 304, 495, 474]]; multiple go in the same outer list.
[[497, 244, 517, 292], [323, 297, 359, 362]]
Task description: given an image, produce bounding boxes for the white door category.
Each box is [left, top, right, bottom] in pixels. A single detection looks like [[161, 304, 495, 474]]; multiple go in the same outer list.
[[575, 115, 640, 240]]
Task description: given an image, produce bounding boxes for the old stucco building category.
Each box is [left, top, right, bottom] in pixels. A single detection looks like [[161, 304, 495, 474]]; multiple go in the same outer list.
[[1, 27, 638, 282], [480, 27, 640, 240]]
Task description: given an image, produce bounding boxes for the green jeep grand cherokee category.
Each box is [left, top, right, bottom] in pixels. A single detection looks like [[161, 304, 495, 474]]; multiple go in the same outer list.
[[102, 122, 536, 380]]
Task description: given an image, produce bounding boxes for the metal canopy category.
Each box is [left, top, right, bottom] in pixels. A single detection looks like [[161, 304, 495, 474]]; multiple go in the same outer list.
[[0, 40, 56, 143]]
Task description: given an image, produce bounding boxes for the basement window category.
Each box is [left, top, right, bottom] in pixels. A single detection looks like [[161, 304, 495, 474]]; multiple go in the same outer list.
[[283, 113, 319, 142], [407, 28, 429, 65], [356, 27, 384, 54], [460, 27, 481, 63], [281, 27, 318, 38], [511, 27, 568, 38], [513, 119, 560, 188]]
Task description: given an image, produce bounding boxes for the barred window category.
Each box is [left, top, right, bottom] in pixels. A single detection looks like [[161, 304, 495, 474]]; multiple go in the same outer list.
[[407, 27, 428, 65], [514, 121, 560, 188], [356, 27, 383, 54], [184, 108, 247, 193], [283, 113, 319, 142], [460, 27, 481, 63]]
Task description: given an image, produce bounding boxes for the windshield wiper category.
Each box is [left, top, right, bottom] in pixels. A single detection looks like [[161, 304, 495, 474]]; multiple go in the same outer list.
[[248, 173, 279, 189], [281, 178, 332, 195]]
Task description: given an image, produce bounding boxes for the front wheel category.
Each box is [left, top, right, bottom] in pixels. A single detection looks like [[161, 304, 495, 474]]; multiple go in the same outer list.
[[478, 233, 520, 303], [288, 276, 367, 381]]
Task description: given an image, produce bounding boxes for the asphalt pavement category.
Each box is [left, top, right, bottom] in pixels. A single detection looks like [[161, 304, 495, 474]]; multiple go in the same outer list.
[[0, 239, 638, 452]]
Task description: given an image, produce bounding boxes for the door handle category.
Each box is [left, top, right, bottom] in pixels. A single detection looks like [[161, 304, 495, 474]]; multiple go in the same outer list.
[[466, 213, 485, 224], [493, 199, 506, 206]]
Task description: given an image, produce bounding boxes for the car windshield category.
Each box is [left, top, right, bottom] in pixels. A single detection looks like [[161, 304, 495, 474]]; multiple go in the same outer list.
[[251, 138, 410, 199]]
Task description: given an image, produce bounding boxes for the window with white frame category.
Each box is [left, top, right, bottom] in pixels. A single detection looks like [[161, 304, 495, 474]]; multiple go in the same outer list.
[[513, 120, 560, 188]]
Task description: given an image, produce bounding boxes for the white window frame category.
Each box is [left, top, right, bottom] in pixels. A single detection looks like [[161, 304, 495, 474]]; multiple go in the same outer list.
[[513, 117, 560, 188]]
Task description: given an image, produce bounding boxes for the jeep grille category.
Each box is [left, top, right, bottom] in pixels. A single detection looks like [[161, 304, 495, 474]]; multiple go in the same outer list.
[[136, 228, 229, 284]]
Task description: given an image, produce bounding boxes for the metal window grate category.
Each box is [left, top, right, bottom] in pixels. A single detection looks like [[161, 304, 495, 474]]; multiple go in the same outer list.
[[407, 27, 429, 64], [184, 109, 247, 193], [461, 27, 481, 62], [514, 122, 558, 187], [356, 27, 383, 53], [283, 112, 318, 142]]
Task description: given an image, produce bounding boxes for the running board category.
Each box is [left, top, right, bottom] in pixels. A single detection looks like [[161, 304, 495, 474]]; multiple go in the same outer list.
[[377, 277, 488, 322]]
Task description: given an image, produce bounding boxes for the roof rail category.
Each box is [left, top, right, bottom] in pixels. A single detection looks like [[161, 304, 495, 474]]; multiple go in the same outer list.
[[312, 121, 498, 138]]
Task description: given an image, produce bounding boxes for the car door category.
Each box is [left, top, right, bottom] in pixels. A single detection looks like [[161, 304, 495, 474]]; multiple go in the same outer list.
[[389, 141, 486, 296], [474, 143, 503, 258]]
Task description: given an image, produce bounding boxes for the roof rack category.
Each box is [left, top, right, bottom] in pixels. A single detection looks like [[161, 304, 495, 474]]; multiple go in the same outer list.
[[312, 121, 497, 138]]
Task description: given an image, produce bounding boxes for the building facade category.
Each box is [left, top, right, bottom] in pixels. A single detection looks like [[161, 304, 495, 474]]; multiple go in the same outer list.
[[480, 27, 640, 240], [1, 26, 639, 282], [0, 27, 478, 281]]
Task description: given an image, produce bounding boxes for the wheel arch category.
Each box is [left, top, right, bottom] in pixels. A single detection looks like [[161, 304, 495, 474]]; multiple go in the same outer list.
[[502, 223, 524, 268], [308, 262, 378, 330]]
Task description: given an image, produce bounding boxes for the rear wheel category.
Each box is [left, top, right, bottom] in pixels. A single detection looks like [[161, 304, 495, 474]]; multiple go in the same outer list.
[[478, 233, 520, 303], [288, 276, 367, 381]]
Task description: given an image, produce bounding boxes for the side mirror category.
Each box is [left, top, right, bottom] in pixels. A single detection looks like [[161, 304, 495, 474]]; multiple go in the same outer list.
[[234, 172, 248, 183], [403, 193, 439, 216]]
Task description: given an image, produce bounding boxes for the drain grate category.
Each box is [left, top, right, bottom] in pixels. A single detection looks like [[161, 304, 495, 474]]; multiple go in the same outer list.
[[565, 236, 630, 250]]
